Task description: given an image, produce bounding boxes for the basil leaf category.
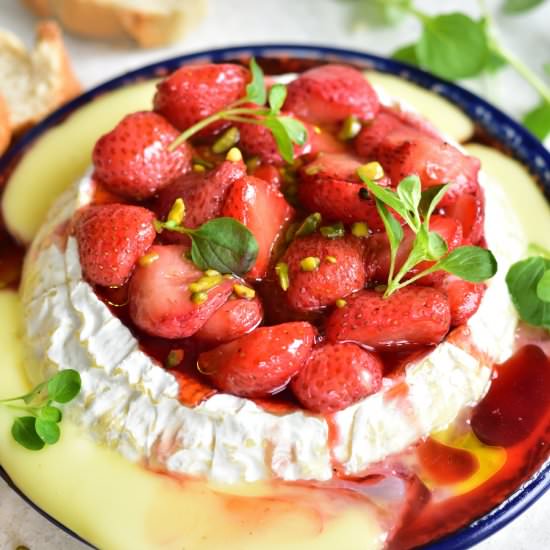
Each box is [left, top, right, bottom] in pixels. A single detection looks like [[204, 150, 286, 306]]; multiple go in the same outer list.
[[362, 179, 407, 219], [246, 58, 266, 105], [397, 175, 422, 223], [419, 184, 449, 220], [47, 369, 81, 404], [523, 101, 550, 141], [417, 14, 489, 79], [427, 231, 448, 261], [503, 0, 545, 13], [35, 418, 61, 445], [278, 116, 308, 146], [264, 117, 294, 163], [506, 256, 550, 327], [537, 270, 550, 302], [189, 218, 259, 276], [374, 200, 403, 282], [269, 84, 287, 115], [40, 405, 62, 423], [392, 43, 418, 66], [437, 246, 498, 282], [485, 49, 508, 74], [11, 417, 45, 451]]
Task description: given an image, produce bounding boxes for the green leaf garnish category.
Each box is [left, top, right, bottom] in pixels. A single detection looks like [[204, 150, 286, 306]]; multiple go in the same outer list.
[[523, 101, 550, 141], [506, 256, 550, 328], [536, 269, 550, 302], [35, 418, 61, 445], [391, 43, 418, 66], [47, 369, 82, 404], [169, 58, 308, 164], [11, 417, 45, 451], [503, 0, 545, 14], [40, 405, 62, 423], [437, 246, 498, 282]]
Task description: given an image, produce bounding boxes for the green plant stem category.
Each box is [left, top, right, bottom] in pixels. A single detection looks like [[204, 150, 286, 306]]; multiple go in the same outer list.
[[4, 404, 38, 415]]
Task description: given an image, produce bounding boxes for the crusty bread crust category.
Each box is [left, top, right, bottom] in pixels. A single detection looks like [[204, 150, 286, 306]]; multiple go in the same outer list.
[[0, 21, 81, 135], [0, 94, 11, 156], [23, 0, 207, 48]]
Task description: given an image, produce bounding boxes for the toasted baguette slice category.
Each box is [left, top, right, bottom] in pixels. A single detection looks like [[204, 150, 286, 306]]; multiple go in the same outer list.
[[0, 21, 81, 135], [0, 94, 10, 155], [23, 0, 207, 48]]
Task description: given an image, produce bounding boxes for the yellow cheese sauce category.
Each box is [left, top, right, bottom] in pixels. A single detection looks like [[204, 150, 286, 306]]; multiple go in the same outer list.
[[1, 76, 549, 550]]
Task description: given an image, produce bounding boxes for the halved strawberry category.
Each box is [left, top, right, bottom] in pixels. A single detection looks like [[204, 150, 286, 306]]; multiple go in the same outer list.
[[198, 322, 316, 397], [438, 275, 485, 327], [194, 294, 263, 344], [284, 64, 380, 125], [75, 203, 156, 287], [281, 234, 366, 311], [128, 244, 234, 339], [154, 159, 246, 243], [92, 111, 192, 200], [153, 63, 249, 138], [221, 176, 295, 279], [444, 184, 485, 245], [290, 343, 383, 413], [250, 163, 282, 189], [326, 287, 451, 350]]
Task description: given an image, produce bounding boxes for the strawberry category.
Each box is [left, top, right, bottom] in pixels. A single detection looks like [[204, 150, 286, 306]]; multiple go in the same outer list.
[[221, 176, 295, 279], [198, 322, 316, 397], [284, 64, 380, 125], [128, 244, 234, 339], [154, 160, 246, 243], [75, 203, 156, 287], [438, 275, 485, 327], [326, 287, 451, 350], [92, 111, 192, 200], [301, 152, 363, 182], [238, 113, 312, 165], [281, 234, 366, 311], [154, 63, 249, 137], [444, 185, 485, 245], [290, 343, 383, 413], [194, 294, 263, 343]]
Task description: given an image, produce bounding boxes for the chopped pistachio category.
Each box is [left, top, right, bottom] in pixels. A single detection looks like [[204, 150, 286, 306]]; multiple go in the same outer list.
[[193, 163, 206, 172], [212, 126, 240, 154], [166, 349, 185, 369], [351, 222, 369, 238], [300, 256, 321, 272], [246, 156, 261, 173], [223, 273, 234, 280], [226, 147, 243, 162], [358, 161, 385, 181], [335, 298, 347, 308], [320, 222, 345, 239], [167, 198, 186, 225], [205, 269, 221, 277], [153, 219, 164, 233], [325, 255, 337, 264], [304, 164, 320, 176], [189, 274, 223, 293], [375, 284, 387, 293], [295, 212, 322, 238], [313, 126, 322, 134], [338, 115, 362, 141], [233, 283, 256, 300], [191, 291, 208, 305], [138, 252, 160, 267], [192, 156, 214, 169], [275, 262, 290, 291]]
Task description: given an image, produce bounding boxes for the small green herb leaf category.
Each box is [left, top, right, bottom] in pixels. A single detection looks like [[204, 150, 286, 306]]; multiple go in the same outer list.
[[485, 49, 508, 74], [278, 116, 308, 146], [268, 84, 287, 115], [361, 179, 407, 219], [427, 231, 448, 261], [419, 184, 450, 220], [246, 58, 266, 105], [264, 117, 295, 163], [11, 417, 45, 451], [22, 381, 48, 406], [188, 218, 259, 276], [397, 175, 422, 227], [47, 370, 81, 404], [417, 14, 489, 79], [545, 62, 550, 76], [503, 0, 545, 13], [40, 406, 62, 423], [375, 199, 403, 284], [523, 101, 550, 141], [392, 43, 418, 66], [437, 246, 498, 282], [537, 270, 550, 302], [35, 418, 61, 445], [342, 0, 408, 27]]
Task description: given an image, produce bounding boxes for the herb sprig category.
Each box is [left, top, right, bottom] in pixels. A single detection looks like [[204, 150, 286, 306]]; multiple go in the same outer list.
[[0, 370, 81, 450], [169, 58, 308, 163], [343, 0, 550, 140], [358, 171, 498, 297]]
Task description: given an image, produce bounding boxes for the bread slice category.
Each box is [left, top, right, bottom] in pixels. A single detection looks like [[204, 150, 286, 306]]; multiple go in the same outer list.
[[0, 21, 81, 135], [0, 94, 11, 156], [23, 0, 207, 48]]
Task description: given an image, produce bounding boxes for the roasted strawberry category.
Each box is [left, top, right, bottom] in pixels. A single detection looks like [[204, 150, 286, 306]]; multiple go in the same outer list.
[[250, 163, 282, 189], [445, 185, 485, 245], [128, 245, 234, 339], [301, 152, 363, 182], [284, 64, 380, 125], [154, 159, 246, 243], [221, 176, 294, 279], [281, 234, 366, 311], [153, 63, 249, 137], [75, 203, 156, 287], [291, 343, 383, 413], [194, 294, 263, 343], [326, 287, 451, 350], [198, 322, 316, 397], [92, 111, 192, 200], [438, 275, 485, 327]]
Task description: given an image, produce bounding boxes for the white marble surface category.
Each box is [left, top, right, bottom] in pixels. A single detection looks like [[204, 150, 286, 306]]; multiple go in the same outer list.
[[0, 0, 549, 548]]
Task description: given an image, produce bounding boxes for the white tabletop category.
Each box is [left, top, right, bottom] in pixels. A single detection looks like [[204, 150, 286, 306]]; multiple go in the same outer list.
[[0, 0, 549, 548]]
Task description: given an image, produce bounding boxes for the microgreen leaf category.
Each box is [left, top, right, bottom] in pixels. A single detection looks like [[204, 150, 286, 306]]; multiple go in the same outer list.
[[278, 116, 308, 146], [374, 199, 403, 284], [506, 256, 550, 328], [246, 57, 266, 105], [485, 49, 508, 74], [397, 175, 422, 228], [341, 0, 409, 27], [392, 43, 418, 66], [419, 184, 450, 221], [545, 62, 550, 76], [268, 84, 287, 115], [22, 382, 48, 406], [40, 406, 62, 423], [264, 117, 295, 163], [427, 231, 448, 261], [35, 418, 61, 445], [188, 217, 259, 275], [417, 14, 489, 79], [361, 178, 407, 219], [503, 0, 545, 13], [47, 370, 81, 404], [523, 101, 550, 141], [537, 270, 550, 302], [11, 417, 45, 451], [436, 246, 498, 282]]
